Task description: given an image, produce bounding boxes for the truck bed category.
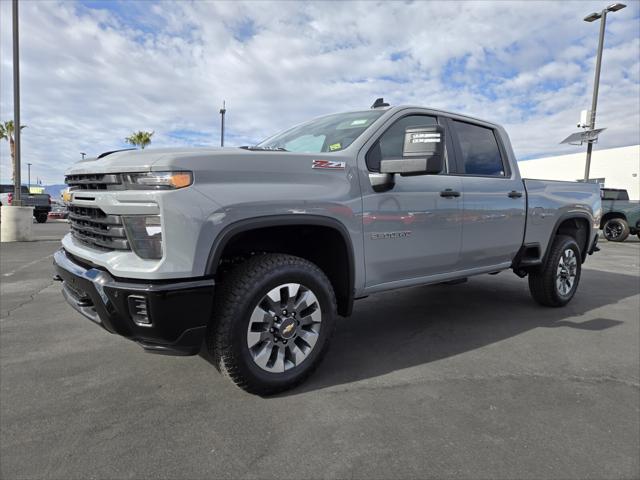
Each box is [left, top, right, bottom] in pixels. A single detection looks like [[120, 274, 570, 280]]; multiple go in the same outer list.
[[523, 179, 601, 257]]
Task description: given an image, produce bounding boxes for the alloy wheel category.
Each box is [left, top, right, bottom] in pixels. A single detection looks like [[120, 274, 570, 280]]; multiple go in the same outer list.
[[556, 248, 577, 296], [604, 221, 623, 240], [246, 283, 322, 373]]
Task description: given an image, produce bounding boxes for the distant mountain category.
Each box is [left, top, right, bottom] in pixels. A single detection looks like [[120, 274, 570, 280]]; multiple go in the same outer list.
[[43, 184, 67, 199]]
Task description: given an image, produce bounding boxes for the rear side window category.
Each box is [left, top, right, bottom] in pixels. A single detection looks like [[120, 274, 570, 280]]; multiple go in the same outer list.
[[452, 120, 505, 176], [366, 115, 437, 171], [601, 189, 629, 200]]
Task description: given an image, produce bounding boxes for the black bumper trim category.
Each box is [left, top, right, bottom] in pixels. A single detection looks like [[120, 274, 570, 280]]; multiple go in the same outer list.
[[53, 249, 214, 356], [588, 233, 599, 255]]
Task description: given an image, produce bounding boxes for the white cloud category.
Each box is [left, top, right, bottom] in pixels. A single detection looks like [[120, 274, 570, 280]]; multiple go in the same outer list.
[[0, 0, 638, 183]]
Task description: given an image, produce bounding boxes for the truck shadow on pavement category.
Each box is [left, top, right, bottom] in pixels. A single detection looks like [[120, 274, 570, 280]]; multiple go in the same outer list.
[[282, 269, 637, 396]]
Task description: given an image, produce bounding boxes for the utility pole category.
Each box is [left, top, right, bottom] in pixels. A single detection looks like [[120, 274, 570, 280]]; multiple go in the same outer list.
[[27, 162, 31, 191], [12, 0, 22, 205], [80, 152, 86, 160], [1, 0, 32, 242], [582, 3, 626, 181], [219, 100, 226, 147]]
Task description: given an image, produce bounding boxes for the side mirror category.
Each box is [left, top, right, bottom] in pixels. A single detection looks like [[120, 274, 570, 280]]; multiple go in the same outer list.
[[380, 125, 445, 175]]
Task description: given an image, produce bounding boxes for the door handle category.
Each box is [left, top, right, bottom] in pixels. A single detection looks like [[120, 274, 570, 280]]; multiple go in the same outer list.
[[508, 190, 523, 199], [440, 189, 460, 198]]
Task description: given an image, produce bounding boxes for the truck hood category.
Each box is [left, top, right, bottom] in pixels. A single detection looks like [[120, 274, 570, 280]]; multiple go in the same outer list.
[[65, 147, 230, 175], [64, 147, 352, 178]]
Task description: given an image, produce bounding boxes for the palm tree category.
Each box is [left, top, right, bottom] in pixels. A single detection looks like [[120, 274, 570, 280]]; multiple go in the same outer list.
[[125, 130, 154, 149], [0, 120, 27, 183]]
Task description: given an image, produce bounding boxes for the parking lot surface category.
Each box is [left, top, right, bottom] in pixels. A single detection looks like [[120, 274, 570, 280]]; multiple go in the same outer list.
[[1, 225, 639, 479]]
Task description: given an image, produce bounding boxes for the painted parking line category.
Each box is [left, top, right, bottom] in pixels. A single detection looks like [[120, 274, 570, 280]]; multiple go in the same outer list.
[[2, 254, 54, 278]]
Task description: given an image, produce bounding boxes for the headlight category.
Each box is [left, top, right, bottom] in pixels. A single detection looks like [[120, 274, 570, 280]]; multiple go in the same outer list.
[[122, 171, 192, 190], [123, 215, 163, 259]]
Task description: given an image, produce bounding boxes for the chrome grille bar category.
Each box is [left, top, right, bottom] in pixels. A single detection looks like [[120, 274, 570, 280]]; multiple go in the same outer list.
[[68, 205, 130, 251], [65, 174, 122, 190]]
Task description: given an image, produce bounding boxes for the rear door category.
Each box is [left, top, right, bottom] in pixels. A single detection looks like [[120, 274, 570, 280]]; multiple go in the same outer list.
[[359, 111, 463, 288], [448, 118, 526, 269]]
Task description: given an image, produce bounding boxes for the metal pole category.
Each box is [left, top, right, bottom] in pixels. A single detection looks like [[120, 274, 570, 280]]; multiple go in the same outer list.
[[12, 0, 22, 205], [219, 100, 226, 147], [584, 9, 608, 182], [27, 162, 31, 191]]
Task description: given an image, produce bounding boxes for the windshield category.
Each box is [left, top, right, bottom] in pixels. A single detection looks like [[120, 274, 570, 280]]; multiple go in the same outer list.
[[257, 110, 385, 153]]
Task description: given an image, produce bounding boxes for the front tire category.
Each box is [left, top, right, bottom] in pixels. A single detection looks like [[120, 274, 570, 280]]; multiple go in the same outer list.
[[603, 218, 629, 242], [35, 213, 48, 223], [528, 235, 581, 307], [208, 254, 337, 395]]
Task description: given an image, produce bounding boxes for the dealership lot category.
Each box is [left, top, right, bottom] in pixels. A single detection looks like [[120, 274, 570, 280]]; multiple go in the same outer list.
[[1, 225, 638, 479]]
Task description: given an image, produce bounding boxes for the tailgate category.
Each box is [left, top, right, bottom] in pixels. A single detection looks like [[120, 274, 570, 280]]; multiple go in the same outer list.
[[25, 194, 50, 207]]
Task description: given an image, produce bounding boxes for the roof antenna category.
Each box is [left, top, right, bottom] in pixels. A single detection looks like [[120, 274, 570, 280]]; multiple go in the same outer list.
[[371, 97, 390, 109]]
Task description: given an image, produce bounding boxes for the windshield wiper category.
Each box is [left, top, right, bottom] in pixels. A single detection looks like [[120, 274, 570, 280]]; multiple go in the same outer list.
[[239, 145, 288, 152]]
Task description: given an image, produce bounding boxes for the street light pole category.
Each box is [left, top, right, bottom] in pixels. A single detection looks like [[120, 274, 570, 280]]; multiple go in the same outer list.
[[583, 3, 626, 181], [219, 100, 226, 147], [80, 152, 86, 160], [27, 162, 31, 191], [12, 0, 22, 205]]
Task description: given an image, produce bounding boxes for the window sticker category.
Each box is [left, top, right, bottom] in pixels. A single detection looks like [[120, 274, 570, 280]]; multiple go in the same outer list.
[[329, 142, 342, 151], [350, 119, 368, 126]]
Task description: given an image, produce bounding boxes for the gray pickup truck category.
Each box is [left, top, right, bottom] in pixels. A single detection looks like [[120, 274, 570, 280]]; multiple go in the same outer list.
[[53, 102, 601, 394], [0, 185, 51, 223]]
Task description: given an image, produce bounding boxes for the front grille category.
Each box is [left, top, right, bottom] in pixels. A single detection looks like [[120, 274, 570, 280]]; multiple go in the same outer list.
[[66, 174, 122, 190], [68, 205, 130, 251]]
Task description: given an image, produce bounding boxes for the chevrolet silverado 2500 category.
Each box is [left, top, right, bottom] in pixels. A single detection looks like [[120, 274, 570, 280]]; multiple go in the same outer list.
[[53, 103, 601, 394]]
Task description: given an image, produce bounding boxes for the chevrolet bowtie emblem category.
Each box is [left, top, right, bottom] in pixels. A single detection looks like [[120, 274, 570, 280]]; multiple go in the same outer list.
[[282, 323, 295, 335]]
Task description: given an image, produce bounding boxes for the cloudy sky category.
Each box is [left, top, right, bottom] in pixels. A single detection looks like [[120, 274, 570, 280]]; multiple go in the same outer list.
[[1, 0, 639, 184]]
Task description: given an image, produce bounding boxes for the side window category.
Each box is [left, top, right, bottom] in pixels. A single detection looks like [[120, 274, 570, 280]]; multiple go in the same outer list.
[[366, 115, 437, 172], [452, 120, 505, 176]]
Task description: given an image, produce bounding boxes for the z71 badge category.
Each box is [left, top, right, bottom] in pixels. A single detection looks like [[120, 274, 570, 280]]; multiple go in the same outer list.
[[312, 160, 346, 170]]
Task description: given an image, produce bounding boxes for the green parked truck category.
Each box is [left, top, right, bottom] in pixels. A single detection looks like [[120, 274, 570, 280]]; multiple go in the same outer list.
[[600, 188, 640, 242]]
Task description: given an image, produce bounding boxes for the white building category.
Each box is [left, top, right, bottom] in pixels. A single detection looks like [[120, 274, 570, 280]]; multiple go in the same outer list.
[[518, 145, 640, 200]]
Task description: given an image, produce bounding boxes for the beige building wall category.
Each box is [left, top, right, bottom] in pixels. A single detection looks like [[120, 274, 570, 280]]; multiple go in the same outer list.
[[518, 145, 640, 200]]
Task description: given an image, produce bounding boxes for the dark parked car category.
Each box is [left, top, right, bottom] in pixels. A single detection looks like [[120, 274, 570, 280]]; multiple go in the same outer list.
[[48, 203, 69, 220]]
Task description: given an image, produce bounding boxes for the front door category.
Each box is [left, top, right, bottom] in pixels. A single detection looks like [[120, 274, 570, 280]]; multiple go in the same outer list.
[[360, 113, 463, 288]]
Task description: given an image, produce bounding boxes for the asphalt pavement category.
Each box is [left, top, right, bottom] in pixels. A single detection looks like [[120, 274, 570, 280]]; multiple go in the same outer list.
[[1, 224, 638, 479]]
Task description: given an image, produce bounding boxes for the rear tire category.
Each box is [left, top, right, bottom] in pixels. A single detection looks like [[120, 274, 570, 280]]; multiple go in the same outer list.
[[603, 218, 629, 242], [35, 213, 48, 223], [528, 235, 581, 307], [208, 254, 337, 395]]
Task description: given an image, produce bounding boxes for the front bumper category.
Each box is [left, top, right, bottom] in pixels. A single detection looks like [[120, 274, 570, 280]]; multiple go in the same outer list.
[[53, 249, 214, 355]]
